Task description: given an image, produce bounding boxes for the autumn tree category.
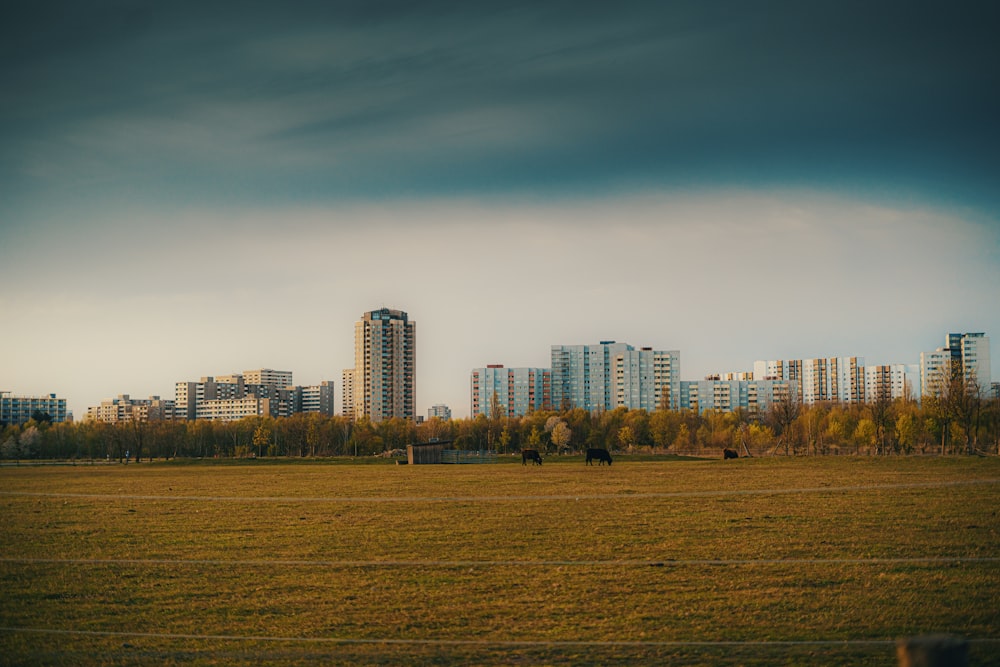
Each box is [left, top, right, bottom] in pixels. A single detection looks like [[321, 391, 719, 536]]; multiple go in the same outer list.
[[253, 419, 272, 457], [550, 420, 572, 453]]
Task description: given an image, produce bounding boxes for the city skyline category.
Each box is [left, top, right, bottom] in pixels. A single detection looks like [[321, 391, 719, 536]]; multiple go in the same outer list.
[[2, 2, 999, 420], [6, 326, 993, 422]]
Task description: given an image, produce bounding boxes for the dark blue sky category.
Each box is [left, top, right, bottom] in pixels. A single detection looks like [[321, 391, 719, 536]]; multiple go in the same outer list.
[[3, 1, 999, 211]]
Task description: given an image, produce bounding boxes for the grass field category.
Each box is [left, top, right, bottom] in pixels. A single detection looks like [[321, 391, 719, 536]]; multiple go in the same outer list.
[[1, 455, 999, 666]]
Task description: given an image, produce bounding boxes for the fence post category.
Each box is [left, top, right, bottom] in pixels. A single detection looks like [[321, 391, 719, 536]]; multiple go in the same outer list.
[[896, 635, 967, 667]]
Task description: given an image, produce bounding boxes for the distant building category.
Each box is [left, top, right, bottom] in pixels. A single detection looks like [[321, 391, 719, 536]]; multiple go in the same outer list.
[[922, 333, 991, 397], [801, 357, 865, 404], [679, 379, 797, 414], [0, 392, 68, 425], [615, 347, 681, 411], [85, 395, 176, 423], [297, 381, 336, 416], [344, 308, 416, 422], [551, 341, 680, 413], [863, 364, 919, 402], [470, 365, 550, 418], [242, 369, 293, 387], [173, 369, 334, 421], [753, 359, 802, 384], [341, 369, 355, 418], [175, 375, 246, 420], [198, 397, 273, 422], [428, 404, 452, 421], [754, 357, 866, 405]]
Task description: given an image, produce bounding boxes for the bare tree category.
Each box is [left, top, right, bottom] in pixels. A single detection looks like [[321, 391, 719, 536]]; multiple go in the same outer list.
[[767, 396, 801, 455]]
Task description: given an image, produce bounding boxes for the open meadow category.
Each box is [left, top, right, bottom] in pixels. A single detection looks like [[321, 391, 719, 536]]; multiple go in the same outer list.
[[1, 456, 999, 666]]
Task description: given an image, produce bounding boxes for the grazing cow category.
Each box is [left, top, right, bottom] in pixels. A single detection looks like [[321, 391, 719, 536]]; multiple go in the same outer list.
[[586, 448, 612, 466], [723, 448, 739, 459], [522, 449, 542, 465]]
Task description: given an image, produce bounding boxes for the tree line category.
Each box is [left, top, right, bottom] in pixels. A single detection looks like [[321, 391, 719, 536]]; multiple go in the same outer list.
[[2, 388, 998, 462]]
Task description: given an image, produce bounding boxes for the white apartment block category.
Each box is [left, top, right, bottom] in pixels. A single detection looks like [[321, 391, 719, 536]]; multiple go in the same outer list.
[[615, 347, 680, 411], [801, 357, 865, 404], [680, 379, 797, 414], [922, 333, 992, 397], [243, 369, 293, 387], [552, 341, 680, 413], [85, 395, 175, 423], [863, 364, 919, 402], [954, 332, 991, 392], [175, 369, 333, 420], [471, 366, 550, 418], [754, 357, 865, 405], [428, 404, 452, 420], [199, 397, 273, 422], [753, 359, 803, 384]]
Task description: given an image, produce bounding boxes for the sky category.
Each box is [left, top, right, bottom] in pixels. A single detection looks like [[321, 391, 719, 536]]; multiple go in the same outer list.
[[2, 1, 999, 420]]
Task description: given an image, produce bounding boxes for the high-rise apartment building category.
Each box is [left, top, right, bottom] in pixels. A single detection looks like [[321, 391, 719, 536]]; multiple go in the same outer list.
[[863, 364, 919, 402], [551, 341, 680, 412], [341, 369, 355, 418], [471, 365, 551, 418], [753, 359, 803, 385], [922, 332, 991, 397], [680, 378, 797, 414], [344, 308, 416, 422], [615, 347, 680, 411], [754, 357, 865, 405], [801, 357, 865, 404]]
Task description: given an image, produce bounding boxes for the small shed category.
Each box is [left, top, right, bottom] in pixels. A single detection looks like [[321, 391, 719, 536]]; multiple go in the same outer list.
[[407, 440, 450, 465]]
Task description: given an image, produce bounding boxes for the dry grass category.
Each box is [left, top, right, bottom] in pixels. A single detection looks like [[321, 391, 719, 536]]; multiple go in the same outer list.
[[1, 456, 999, 666]]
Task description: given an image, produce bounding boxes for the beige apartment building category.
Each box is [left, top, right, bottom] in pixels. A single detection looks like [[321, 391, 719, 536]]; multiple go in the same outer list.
[[343, 308, 416, 422], [85, 395, 175, 423]]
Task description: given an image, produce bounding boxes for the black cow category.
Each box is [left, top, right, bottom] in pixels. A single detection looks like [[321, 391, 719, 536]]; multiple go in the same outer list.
[[586, 448, 612, 466], [522, 449, 542, 465], [723, 448, 739, 459]]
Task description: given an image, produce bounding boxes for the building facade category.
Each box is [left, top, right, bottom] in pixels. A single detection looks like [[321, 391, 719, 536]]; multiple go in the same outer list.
[[679, 379, 798, 414], [863, 364, 919, 402], [922, 333, 992, 397], [755, 357, 868, 405], [428, 404, 452, 421], [174, 369, 334, 421], [85, 395, 176, 423], [801, 357, 865, 404], [1, 392, 68, 425], [297, 382, 336, 416], [345, 308, 416, 422], [470, 365, 551, 418], [615, 347, 680, 411], [551, 341, 680, 413]]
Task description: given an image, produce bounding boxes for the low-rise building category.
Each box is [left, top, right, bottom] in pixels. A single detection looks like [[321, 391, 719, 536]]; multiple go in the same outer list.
[[0, 391, 68, 425], [428, 404, 452, 421]]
